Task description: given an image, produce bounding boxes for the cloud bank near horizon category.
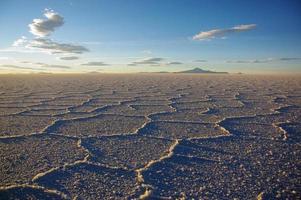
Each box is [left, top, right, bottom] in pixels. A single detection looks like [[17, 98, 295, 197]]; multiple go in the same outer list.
[[226, 57, 301, 63]]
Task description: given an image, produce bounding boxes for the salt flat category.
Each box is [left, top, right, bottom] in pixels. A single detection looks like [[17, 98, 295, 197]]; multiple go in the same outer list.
[[0, 74, 300, 199]]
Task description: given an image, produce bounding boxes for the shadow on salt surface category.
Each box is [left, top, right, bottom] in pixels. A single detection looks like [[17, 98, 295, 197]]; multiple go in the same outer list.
[[34, 163, 138, 200], [279, 122, 301, 143], [219, 118, 284, 139], [142, 136, 300, 199], [0, 134, 86, 186], [142, 154, 215, 199], [0, 186, 62, 200]]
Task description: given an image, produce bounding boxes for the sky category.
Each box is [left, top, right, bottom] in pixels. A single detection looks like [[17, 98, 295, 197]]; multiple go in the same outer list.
[[0, 0, 301, 74]]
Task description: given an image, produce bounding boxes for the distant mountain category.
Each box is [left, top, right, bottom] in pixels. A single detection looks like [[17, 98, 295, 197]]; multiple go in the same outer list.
[[176, 67, 228, 74]]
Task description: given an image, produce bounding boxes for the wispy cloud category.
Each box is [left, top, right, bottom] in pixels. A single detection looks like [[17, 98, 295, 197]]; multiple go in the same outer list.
[[81, 61, 109, 66], [128, 57, 184, 66], [194, 59, 207, 62], [226, 57, 301, 63], [127, 63, 137, 66], [193, 24, 256, 41], [279, 57, 301, 61], [0, 64, 44, 70], [27, 38, 89, 54], [17, 61, 71, 69], [29, 9, 64, 37], [19, 61, 45, 65], [59, 56, 79, 60], [0, 57, 10, 60], [40, 64, 71, 69], [166, 61, 183, 65], [129, 57, 164, 66]]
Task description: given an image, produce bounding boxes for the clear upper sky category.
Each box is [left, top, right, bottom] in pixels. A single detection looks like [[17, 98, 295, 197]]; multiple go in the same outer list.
[[0, 0, 300, 73]]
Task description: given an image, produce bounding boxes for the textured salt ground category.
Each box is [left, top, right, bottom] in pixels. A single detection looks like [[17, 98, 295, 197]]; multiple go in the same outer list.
[[99, 104, 174, 116], [128, 100, 171, 105], [21, 109, 69, 116], [210, 99, 244, 108], [0, 115, 54, 137], [43, 100, 83, 107], [172, 96, 209, 103], [34, 163, 138, 200], [0, 74, 300, 199], [69, 105, 101, 113], [0, 102, 42, 108], [29, 105, 72, 110], [0, 107, 28, 116], [85, 99, 121, 107], [0, 134, 86, 186], [138, 121, 227, 139], [142, 137, 300, 199], [173, 101, 214, 110], [149, 108, 219, 122], [81, 135, 174, 169], [46, 114, 147, 137], [213, 106, 277, 118], [54, 112, 99, 120]]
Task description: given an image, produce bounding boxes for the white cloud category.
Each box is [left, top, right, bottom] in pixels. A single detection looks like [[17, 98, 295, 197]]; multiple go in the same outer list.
[[13, 36, 27, 47], [29, 9, 64, 37], [193, 24, 256, 41]]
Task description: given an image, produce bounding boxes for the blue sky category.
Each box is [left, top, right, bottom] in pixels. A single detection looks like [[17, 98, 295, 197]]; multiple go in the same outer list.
[[0, 0, 300, 73]]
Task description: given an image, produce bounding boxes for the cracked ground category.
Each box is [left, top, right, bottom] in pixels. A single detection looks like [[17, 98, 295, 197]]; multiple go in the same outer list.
[[0, 74, 300, 199]]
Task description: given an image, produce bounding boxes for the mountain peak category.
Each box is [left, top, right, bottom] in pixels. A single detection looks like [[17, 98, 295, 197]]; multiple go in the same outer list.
[[176, 67, 228, 74]]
